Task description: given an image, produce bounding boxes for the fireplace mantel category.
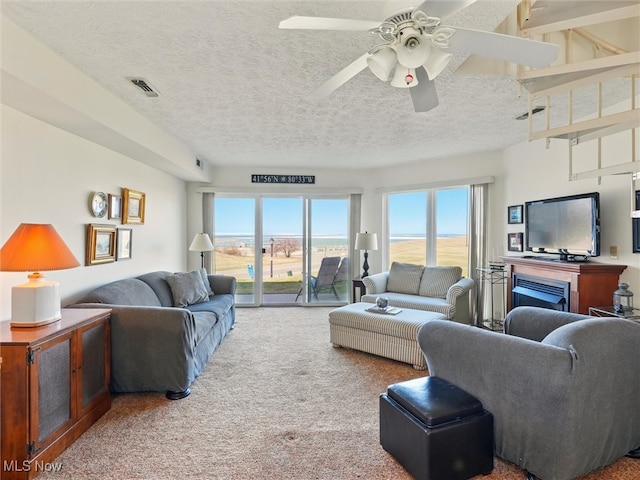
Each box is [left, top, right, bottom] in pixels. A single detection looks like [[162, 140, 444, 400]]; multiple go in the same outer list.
[[501, 257, 627, 314]]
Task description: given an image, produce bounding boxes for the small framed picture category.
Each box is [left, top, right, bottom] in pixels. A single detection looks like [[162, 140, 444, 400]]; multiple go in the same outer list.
[[117, 228, 132, 260], [508, 232, 524, 252], [508, 205, 523, 224], [108, 194, 122, 220], [122, 188, 146, 224], [86, 224, 116, 265]]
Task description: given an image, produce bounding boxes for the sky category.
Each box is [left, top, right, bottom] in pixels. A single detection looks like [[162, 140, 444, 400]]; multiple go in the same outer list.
[[214, 188, 468, 237], [215, 198, 348, 237], [387, 189, 468, 235]]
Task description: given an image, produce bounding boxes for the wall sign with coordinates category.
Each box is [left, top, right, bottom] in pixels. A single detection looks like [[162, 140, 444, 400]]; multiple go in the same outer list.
[[251, 174, 315, 184]]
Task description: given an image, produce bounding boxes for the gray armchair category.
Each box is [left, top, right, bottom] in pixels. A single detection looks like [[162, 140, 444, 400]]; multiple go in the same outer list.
[[417, 306, 640, 479]]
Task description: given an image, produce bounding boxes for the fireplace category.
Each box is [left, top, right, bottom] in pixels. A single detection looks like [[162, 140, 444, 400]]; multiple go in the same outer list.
[[512, 273, 570, 312], [503, 257, 626, 315]]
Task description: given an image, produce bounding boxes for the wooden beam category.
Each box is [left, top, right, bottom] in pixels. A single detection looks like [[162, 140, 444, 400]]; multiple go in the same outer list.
[[529, 109, 639, 140], [529, 63, 639, 99], [569, 161, 640, 181], [521, 3, 640, 36], [519, 52, 640, 94]]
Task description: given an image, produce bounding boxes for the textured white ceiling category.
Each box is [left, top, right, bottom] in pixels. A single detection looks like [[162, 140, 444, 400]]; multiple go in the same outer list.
[[0, 0, 623, 171]]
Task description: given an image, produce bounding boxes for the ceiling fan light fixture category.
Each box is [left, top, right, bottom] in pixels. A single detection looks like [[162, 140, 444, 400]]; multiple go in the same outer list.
[[390, 67, 418, 88], [366, 47, 397, 82], [396, 28, 430, 68], [423, 48, 453, 80]]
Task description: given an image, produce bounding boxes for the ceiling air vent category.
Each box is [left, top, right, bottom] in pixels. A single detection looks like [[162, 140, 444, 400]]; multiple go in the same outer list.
[[127, 77, 159, 97]]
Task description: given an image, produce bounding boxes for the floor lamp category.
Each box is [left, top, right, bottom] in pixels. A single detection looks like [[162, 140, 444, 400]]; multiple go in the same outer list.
[[355, 232, 378, 278], [189, 233, 214, 270]]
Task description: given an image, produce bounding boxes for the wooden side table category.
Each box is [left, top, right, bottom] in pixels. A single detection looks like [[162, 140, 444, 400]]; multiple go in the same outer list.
[[1, 308, 112, 479], [352, 278, 366, 303]]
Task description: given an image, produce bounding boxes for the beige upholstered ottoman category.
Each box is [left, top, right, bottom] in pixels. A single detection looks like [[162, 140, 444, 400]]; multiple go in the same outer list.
[[328, 302, 446, 370]]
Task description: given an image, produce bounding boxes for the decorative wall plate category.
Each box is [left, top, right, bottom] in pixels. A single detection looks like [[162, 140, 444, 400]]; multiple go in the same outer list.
[[90, 191, 108, 218]]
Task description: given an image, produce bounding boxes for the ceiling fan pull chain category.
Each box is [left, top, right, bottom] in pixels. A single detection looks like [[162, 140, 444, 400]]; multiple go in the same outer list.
[[405, 73, 415, 85]]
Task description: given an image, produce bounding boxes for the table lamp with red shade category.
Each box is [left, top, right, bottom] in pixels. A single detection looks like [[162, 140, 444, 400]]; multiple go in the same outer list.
[[0, 223, 80, 327]]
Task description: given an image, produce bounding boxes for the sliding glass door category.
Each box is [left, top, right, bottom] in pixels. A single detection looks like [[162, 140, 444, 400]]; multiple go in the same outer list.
[[304, 198, 350, 304], [213, 197, 257, 304], [213, 194, 350, 306], [262, 197, 303, 304]]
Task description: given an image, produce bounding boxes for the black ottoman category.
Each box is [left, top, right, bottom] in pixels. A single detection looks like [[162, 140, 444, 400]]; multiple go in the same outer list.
[[380, 376, 494, 480]]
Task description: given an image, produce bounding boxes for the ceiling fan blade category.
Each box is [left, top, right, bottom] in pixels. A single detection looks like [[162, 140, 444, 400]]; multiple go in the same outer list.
[[443, 26, 559, 67], [413, 0, 478, 21], [279, 16, 381, 31], [410, 67, 439, 113], [308, 53, 370, 101]]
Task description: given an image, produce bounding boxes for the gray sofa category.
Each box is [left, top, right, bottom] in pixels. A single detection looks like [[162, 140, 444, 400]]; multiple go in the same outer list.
[[71, 270, 236, 399], [362, 263, 474, 324], [417, 306, 640, 479]]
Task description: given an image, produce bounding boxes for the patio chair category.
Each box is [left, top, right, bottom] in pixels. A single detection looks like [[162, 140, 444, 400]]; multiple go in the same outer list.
[[295, 256, 341, 301], [329, 257, 349, 300], [311, 256, 341, 299]]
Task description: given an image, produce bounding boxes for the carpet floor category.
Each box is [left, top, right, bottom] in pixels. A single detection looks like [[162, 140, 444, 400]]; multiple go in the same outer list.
[[39, 307, 639, 479]]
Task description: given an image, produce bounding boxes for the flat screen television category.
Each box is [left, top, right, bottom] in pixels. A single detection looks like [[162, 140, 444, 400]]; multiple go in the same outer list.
[[525, 192, 600, 260]]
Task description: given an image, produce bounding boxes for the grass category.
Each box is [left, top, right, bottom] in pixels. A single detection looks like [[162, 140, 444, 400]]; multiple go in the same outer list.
[[389, 237, 469, 277], [214, 237, 469, 281], [235, 280, 348, 295]]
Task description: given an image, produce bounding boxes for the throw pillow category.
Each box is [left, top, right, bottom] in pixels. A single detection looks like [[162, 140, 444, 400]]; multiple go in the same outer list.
[[166, 270, 210, 307], [418, 266, 462, 298], [198, 268, 214, 295], [386, 262, 424, 295]]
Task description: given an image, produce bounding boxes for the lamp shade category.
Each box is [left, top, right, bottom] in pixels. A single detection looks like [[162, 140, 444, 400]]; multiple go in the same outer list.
[[189, 233, 214, 252], [367, 47, 397, 82], [423, 48, 453, 80], [395, 28, 430, 69], [355, 232, 378, 251], [0, 223, 80, 272]]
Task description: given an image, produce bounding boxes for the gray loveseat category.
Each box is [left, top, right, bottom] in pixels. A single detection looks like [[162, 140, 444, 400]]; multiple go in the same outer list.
[[362, 262, 474, 324], [418, 306, 640, 479], [71, 269, 236, 399]]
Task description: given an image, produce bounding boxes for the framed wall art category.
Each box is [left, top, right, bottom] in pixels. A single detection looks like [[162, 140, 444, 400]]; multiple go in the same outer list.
[[86, 224, 116, 265], [508, 204, 523, 224], [508, 232, 524, 252], [117, 228, 132, 260], [108, 194, 122, 220], [633, 190, 640, 254], [122, 188, 146, 224]]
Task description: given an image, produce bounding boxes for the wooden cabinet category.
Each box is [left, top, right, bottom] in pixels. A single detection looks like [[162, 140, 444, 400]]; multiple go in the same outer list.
[[1, 309, 111, 480], [502, 257, 627, 314]]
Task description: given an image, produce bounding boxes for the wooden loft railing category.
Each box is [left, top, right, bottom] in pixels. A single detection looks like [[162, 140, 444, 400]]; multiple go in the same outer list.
[[515, 0, 639, 218]]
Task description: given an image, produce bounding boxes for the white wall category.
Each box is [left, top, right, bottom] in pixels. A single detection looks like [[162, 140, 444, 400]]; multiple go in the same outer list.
[[188, 136, 638, 301], [0, 16, 196, 321], [503, 133, 639, 292], [186, 151, 505, 275], [0, 106, 187, 321]]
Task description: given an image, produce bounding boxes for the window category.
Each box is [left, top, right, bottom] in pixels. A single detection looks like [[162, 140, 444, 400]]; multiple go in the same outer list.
[[387, 187, 469, 276]]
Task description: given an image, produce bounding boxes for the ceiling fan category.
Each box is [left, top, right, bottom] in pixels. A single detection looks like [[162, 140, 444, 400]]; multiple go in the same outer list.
[[279, 0, 559, 112]]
